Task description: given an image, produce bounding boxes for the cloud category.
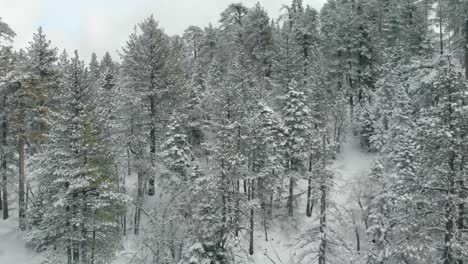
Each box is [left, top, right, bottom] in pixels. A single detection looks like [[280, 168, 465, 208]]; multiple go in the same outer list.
[[0, 0, 43, 49], [0, 0, 326, 62]]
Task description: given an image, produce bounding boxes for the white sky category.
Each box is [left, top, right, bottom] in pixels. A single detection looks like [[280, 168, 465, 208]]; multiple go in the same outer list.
[[0, 0, 326, 62]]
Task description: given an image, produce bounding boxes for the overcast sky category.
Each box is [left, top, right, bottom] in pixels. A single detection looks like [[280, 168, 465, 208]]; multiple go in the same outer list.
[[0, 0, 326, 62]]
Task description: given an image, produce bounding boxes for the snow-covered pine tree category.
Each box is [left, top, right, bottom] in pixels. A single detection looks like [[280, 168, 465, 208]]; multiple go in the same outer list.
[[366, 58, 468, 263], [161, 114, 192, 181], [23, 27, 58, 149], [9, 27, 59, 230], [243, 3, 273, 95], [120, 15, 185, 234], [27, 51, 126, 264], [0, 18, 15, 220], [282, 80, 312, 217], [415, 62, 468, 263], [250, 103, 285, 245], [272, 8, 302, 97]]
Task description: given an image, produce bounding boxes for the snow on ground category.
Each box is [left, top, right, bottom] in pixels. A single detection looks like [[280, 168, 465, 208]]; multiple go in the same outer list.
[[330, 133, 374, 255], [248, 133, 375, 264], [0, 218, 42, 264], [0, 134, 375, 264], [332, 134, 374, 209]]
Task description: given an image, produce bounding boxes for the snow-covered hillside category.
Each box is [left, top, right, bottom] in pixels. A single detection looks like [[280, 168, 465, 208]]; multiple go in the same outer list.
[[2, 0, 468, 263], [0, 134, 374, 264], [246, 134, 374, 264]]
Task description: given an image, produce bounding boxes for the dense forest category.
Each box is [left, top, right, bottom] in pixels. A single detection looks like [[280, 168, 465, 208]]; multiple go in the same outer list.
[[1, 0, 468, 263]]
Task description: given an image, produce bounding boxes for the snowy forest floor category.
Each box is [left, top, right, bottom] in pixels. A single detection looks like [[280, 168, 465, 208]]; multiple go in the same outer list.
[[244, 132, 375, 264], [0, 218, 42, 264], [0, 133, 375, 264]]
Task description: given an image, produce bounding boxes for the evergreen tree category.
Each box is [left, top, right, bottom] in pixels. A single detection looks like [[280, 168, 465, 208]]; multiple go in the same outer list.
[[24, 27, 58, 148], [283, 81, 312, 217], [27, 51, 126, 264], [0, 18, 15, 220], [120, 15, 185, 234]]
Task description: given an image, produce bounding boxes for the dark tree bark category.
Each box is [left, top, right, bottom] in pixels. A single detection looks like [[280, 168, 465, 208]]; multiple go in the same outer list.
[[287, 159, 294, 217], [17, 80, 26, 230], [1, 118, 7, 219], [67, 244, 72, 264], [269, 192, 273, 218], [148, 95, 156, 196], [258, 177, 269, 242], [18, 131, 26, 230], [318, 182, 327, 264], [122, 148, 130, 236], [349, 77, 354, 118], [355, 225, 360, 252], [66, 180, 72, 264], [318, 136, 327, 264], [288, 176, 294, 217], [91, 225, 96, 264], [357, 193, 368, 230], [72, 191, 79, 264], [465, 19, 468, 79], [457, 153, 465, 264], [134, 169, 144, 235], [249, 179, 254, 255], [439, 0, 444, 55], [444, 88, 456, 264], [443, 152, 455, 264], [306, 155, 313, 217], [352, 213, 360, 253], [220, 158, 226, 244], [233, 180, 239, 237], [263, 204, 268, 242]]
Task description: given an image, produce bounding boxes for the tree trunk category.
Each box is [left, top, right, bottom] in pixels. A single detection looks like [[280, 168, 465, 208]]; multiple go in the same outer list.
[[287, 158, 294, 217], [288, 176, 294, 217], [306, 155, 313, 217], [18, 132, 26, 230], [269, 192, 273, 218], [249, 179, 254, 255], [318, 136, 327, 264], [1, 119, 7, 219], [67, 244, 72, 264], [357, 194, 368, 230], [319, 182, 327, 264], [72, 190, 79, 264], [235, 189, 240, 237], [25, 182, 29, 230], [457, 155, 465, 264], [64, 178, 72, 263], [352, 212, 360, 253], [134, 169, 144, 235], [220, 158, 226, 244], [148, 96, 156, 196], [123, 148, 129, 236], [465, 19, 468, 79], [263, 207, 268, 242], [349, 74, 354, 118], [259, 177, 268, 242], [336, 121, 342, 154], [91, 229, 96, 264], [443, 152, 455, 264], [439, 0, 444, 55], [73, 242, 79, 264], [355, 225, 360, 252]]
